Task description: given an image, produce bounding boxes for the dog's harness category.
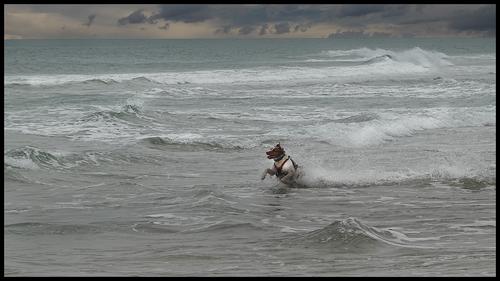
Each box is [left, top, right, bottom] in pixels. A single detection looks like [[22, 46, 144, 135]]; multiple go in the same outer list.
[[274, 156, 299, 178]]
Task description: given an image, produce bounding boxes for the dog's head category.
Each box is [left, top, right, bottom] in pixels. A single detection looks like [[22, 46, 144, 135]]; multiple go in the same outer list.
[[266, 143, 285, 159]]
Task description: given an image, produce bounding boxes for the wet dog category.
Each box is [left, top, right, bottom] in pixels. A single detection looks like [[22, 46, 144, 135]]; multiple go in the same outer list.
[[261, 143, 303, 187]]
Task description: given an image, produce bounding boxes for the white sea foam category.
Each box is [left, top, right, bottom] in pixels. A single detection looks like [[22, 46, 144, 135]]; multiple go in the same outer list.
[[4, 65, 425, 86], [4, 156, 41, 170], [156, 133, 205, 143], [297, 161, 493, 189], [320, 47, 452, 68], [5, 47, 452, 87], [303, 106, 495, 147]]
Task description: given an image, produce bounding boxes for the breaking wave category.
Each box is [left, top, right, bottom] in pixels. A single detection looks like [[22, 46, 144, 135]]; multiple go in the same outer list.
[[4, 98, 157, 144], [4, 74, 157, 87], [304, 106, 495, 147], [78, 99, 145, 123], [4, 146, 66, 170], [296, 162, 495, 190], [319, 47, 452, 68], [284, 217, 430, 250], [4, 47, 452, 88], [139, 135, 249, 151], [3, 146, 159, 171]]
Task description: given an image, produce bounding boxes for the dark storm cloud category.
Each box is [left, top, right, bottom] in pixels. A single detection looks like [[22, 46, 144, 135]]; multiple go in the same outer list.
[[119, 5, 320, 34], [118, 9, 149, 25], [114, 4, 495, 37], [274, 22, 291, 34], [449, 5, 496, 32], [336, 4, 386, 17], [82, 14, 96, 27], [238, 26, 255, 35], [330, 4, 415, 28], [251, 5, 323, 24], [149, 4, 213, 23], [294, 23, 311, 32], [116, 5, 399, 32], [6, 4, 496, 39], [149, 5, 314, 26]]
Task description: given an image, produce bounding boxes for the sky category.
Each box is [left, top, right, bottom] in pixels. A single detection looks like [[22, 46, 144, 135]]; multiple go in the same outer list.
[[4, 4, 496, 39]]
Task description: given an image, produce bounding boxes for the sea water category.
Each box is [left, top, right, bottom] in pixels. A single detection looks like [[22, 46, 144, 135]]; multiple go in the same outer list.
[[4, 38, 496, 276]]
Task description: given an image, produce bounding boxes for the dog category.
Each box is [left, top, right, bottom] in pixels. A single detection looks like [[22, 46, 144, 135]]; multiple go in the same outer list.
[[261, 143, 303, 186]]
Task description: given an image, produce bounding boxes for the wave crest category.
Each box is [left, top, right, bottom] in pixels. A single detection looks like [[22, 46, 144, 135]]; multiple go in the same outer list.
[[4, 47, 453, 87], [4, 146, 64, 169], [321, 47, 452, 68], [285, 217, 425, 251], [295, 162, 495, 191], [4, 146, 159, 170], [79, 100, 144, 123], [139, 135, 247, 151], [305, 106, 495, 147]]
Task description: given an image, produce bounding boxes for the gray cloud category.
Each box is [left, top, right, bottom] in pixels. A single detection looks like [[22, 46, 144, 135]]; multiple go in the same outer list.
[[337, 4, 386, 17], [274, 22, 291, 34], [238, 26, 255, 35], [82, 14, 96, 27], [120, 5, 321, 35], [118, 9, 149, 25], [6, 4, 495, 38], [294, 23, 311, 32], [449, 6, 496, 33], [139, 4, 494, 36], [150, 4, 213, 23]]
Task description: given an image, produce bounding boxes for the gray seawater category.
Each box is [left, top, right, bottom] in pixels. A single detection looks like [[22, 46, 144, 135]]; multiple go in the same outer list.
[[4, 38, 496, 276]]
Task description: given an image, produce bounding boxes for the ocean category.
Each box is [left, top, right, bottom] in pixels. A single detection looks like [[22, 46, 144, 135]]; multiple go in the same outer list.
[[4, 38, 496, 276]]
